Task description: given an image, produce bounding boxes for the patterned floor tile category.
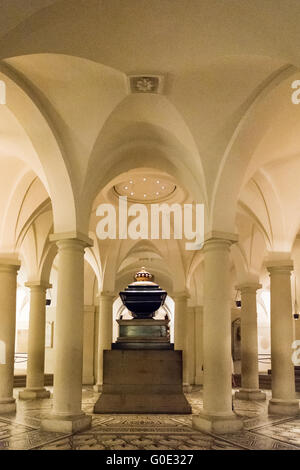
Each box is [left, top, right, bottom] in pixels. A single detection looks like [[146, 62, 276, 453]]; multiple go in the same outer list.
[[36, 432, 243, 451], [253, 418, 300, 447], [0, 386, 298, 450]]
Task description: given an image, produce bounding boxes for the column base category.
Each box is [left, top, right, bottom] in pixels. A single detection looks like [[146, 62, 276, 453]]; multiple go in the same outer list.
[[19, 388, 50, 400], [183, 383, 193, 393], [235, 388, 266, 401], [93, 384, 103, 392], [0, 398, 16, 413], [268, 398, 299, 416], [192, 411, 243, 434], [41, 412, 92, 433]]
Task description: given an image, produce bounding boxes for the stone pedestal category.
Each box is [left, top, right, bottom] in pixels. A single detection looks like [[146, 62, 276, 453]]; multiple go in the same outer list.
[[94, 350, 191, 414]]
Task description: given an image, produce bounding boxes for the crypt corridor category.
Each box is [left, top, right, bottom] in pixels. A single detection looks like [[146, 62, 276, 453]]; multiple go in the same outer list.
[[0, 0, 300, 450]]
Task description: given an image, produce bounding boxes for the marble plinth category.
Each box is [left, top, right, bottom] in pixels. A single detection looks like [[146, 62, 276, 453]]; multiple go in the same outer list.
[[94, 349, 191, 414]]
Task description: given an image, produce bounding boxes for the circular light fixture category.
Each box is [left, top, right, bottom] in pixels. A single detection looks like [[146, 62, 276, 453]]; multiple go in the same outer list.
[[114, 176, 176, 202]]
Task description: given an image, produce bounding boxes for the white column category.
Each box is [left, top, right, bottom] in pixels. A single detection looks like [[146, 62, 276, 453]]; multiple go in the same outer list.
[[235, 283, 266, 401], [94, 292, 114, 392], [19, 281, 51, 400], [187, 307, 196, 386], [41, 234, 93, 433], [0, 259, 20, 413], [195, 306, 204, 385], [266, 259, 299, 415], [174, 292, 191, 392], [193, 235, 243, 434]]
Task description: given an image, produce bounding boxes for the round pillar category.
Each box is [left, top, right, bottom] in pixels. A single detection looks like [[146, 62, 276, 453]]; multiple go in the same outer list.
[[174, 292, 191, 392], [235, 283, 266, 401], [94, 293, 114, 392], [266, 260, 299, 415], [19, 282, 51, 400], [192, 236, 243, 434], [0, 259, 20, 413], [194, 306, 204, 385], [41, 235, 92, 433]]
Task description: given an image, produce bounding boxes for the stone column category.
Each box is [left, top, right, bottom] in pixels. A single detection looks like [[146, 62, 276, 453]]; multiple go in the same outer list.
[[235, 283, 266, 401], [0, 259, 20, 413], [266, 259, 299, 415], [94, 292, 114, 392], [187, 307, 196, 386], [41, 234, 93, 433], [194, 306, 204, 385], [193, 234, 243, 434], [174, 292, 191, 392], [19, 281, 51, 400]]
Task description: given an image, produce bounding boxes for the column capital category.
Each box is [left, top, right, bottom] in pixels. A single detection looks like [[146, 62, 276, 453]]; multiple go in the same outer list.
[[235, 282, 262, 293], [25, 281, 52, 290], [203, 231, 238, 253], [172, 291, 190, 301], [49, 231, 93, 248], [265, 259, 293, 273], [0, 257, 21, 273], [97, 291, 115, 301], [204, 231, 238, 243]]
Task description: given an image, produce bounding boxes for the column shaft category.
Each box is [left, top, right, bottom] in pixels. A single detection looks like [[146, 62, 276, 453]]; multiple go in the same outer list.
[[235, 283, 266, 401], [174, 293, 190, 391], [19, 282, 50, 400], [193, 237, 243, 434], [0, 260, 20, 413], [41, 236, 92, 433], [94, 293, 114, 392], [267, 261, 299, 415], [194, 306, 204, 385]]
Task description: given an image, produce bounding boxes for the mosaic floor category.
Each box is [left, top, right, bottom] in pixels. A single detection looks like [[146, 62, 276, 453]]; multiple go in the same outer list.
[[0, 387, 299, 450]]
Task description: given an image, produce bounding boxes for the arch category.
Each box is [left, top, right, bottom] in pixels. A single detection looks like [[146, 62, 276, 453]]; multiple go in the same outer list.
[[0, 62, 77, 233], [211, 64, 297, 233]]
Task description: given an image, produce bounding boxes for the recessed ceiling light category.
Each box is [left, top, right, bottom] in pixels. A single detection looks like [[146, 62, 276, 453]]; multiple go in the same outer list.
[[156, 192, 159, 195], [161, 186, 165, 190], [130, 192, 134, 196], [143, 177, 147, 182], [156, 180, 160, 184], [129, 180, 133, 184], [144, 194, 147, 197], [124, 186, 128, 190]]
